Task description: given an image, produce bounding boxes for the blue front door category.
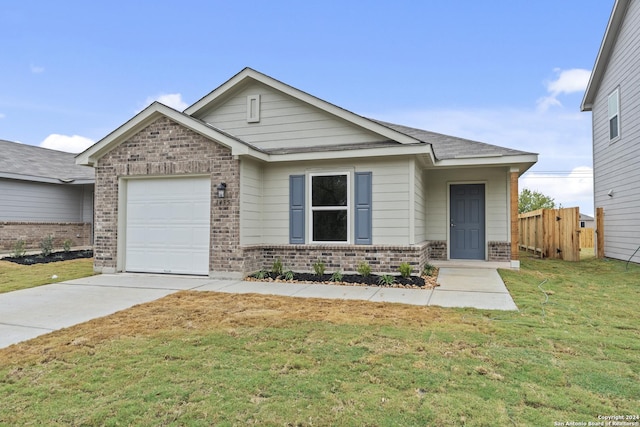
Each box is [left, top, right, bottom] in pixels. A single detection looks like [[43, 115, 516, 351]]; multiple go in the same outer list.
[[450, 184, 485, 260]]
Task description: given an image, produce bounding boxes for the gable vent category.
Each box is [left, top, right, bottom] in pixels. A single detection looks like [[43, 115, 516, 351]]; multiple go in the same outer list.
[[247, 94, 260, 123]]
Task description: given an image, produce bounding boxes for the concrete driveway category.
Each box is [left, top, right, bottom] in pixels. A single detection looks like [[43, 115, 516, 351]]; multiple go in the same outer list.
[[0, 269, 517, 349]]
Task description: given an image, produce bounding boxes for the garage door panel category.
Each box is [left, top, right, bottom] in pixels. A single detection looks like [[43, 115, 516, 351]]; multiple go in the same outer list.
[[125, 177, 211, 275]]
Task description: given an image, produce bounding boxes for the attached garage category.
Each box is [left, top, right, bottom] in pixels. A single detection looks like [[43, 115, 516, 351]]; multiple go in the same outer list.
[[122, 176, 211, 275]]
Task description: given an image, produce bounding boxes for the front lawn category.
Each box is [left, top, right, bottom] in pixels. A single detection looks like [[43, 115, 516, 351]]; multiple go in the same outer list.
[[0, 258, 95, 294], [0, 254, 638, 426]]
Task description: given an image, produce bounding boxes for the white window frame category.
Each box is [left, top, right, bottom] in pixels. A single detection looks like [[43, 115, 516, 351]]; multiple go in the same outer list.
[[608, 88, 620, 142], [308, 172, 351, 244]]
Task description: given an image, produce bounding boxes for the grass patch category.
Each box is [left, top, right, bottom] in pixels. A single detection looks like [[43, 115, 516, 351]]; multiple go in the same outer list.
[[0, 258, 94, 294], [0, 253, 639, 425]]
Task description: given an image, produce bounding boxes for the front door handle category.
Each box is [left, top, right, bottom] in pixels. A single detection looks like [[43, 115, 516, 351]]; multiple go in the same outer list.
[[450, 223, 456, 227]]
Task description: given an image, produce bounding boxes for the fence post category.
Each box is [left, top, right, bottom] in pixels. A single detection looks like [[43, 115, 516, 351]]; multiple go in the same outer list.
[[596, 207, 605, 259]]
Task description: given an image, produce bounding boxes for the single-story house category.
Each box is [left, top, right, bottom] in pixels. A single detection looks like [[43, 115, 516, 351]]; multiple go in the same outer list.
[[0, 140, 94, 251], [76, 68, 537, 277], [579, 213, 595, 229]]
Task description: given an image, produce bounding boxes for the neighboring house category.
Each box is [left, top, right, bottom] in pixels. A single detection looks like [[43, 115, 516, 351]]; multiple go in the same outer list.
[[0, 140, 94, 251], [582, 0, 640, 263], [579, 213, 595, 229], [77, 68, 537, 277]]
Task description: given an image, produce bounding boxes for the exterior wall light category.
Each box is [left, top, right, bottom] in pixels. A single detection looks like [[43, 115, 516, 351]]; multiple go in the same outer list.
[[217, 182, 227, 199]]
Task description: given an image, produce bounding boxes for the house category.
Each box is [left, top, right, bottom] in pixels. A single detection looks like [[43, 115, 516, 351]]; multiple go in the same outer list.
[[0, 140, 94, 251], [76, 68, 537, 277], [579, 213, 595, 229], [581, 0, 640, 263]]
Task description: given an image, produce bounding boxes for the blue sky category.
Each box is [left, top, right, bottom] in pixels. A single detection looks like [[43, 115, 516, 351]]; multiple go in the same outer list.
[[1, 1, 615, 215]]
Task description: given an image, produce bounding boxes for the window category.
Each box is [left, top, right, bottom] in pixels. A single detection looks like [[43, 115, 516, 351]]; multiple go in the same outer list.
[[608, 88, 620, 141], [310, 173, 349, 242]]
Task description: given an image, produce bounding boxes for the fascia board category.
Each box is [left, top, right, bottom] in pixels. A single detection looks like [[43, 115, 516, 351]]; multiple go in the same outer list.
[[434, 154, 538, 170], [260, 144, 435, 163], [75, 102, 266, 166], [184, 68, 422, 145], [0, 172, 95, 185]]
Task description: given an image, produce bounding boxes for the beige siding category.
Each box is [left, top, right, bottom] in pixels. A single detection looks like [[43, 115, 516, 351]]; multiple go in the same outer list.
[[255, 157, 412, 245], [592, 0, 640, 261], [197, 82, 387, 151], [81, 184, 94, 223], [414, 163, 426, 243], [424, 167, 509, 243], [239, 159, 264, 245]]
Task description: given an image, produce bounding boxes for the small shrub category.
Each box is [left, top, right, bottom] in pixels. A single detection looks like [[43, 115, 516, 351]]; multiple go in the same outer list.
[[284, 270, 295, 281], [377, 274, 395, 286], [63, 239, 73, 253], [12, 239, 26, 258], [272, 257, 284, 276], [357, 261, 372, 277], [423, 263, 436, 277], [253, 270, 268, 280], [39, 235, 54, 257], [330, 270, 343, 282], [399, 262, 413, 278], [313, 259, 325, 276]]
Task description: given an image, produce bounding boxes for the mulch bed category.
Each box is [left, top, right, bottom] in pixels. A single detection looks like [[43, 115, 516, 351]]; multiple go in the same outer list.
[[246, 270, 440, 290], [1, 250, 94, 265]]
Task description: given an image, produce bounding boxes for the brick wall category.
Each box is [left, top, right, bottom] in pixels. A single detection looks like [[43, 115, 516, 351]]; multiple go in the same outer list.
[[488, 241, 511, 261], [241, 243, 430, 275], [426, 241, 447, 260], [0, 222, 91, 251], [93, 116, 241, 274]]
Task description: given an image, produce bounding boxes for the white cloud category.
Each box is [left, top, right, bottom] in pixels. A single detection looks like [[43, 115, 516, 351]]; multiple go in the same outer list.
[[140, 93, 189, 112], [521, 166, 594, 215], [40, 134, 95, 153], [537, 68, 591, 112], [370, 106, 592, 168], [365, 103, 594, 213], [30, 64, 45, 74]]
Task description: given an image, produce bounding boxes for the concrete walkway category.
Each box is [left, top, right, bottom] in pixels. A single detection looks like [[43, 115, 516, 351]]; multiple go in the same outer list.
[[0, 268, 517, 349]]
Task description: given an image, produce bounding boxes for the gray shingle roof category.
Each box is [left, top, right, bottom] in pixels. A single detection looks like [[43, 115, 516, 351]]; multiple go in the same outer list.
[[0, 140, 94, 183], [371, 120, 537, 160]]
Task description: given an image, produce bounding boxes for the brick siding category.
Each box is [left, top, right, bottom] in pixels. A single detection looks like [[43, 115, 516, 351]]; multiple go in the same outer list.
[[93, 116, 241, 274], [488, 241, 511, 261], [0, 222, 92, 251], [241, 243, 430, 275]]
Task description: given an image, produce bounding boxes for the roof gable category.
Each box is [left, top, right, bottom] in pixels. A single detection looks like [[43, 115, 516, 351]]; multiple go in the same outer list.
[[185, 67, 422, 146], [75, 102, 266, 166], [582, 0, 632, 111]]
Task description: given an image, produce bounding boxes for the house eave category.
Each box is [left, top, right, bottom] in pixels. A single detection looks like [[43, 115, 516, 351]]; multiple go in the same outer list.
[[241, 143, 436, 164], [75, 102, 266, 167], [581, 0, 631, 111], [0, 172, 95, 185], [434, 154, 538, 175]]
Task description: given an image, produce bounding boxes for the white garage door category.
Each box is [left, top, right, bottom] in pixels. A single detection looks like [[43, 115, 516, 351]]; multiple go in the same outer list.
[[125, 177, 211, 275]]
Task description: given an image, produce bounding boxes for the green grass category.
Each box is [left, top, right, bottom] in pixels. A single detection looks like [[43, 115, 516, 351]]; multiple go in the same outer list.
[[0, 258, 95, 294], [0, 253, 639, 426]]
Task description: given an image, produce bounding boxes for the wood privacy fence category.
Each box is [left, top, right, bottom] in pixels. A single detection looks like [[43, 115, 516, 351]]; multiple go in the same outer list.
[[518, 207, 583, 261], [579, 228, 595, 249]]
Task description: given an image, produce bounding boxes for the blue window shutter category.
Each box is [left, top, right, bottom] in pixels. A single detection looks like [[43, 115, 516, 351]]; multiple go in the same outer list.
[[289, 175, 305, 244], [354, 172, 372, 245]]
